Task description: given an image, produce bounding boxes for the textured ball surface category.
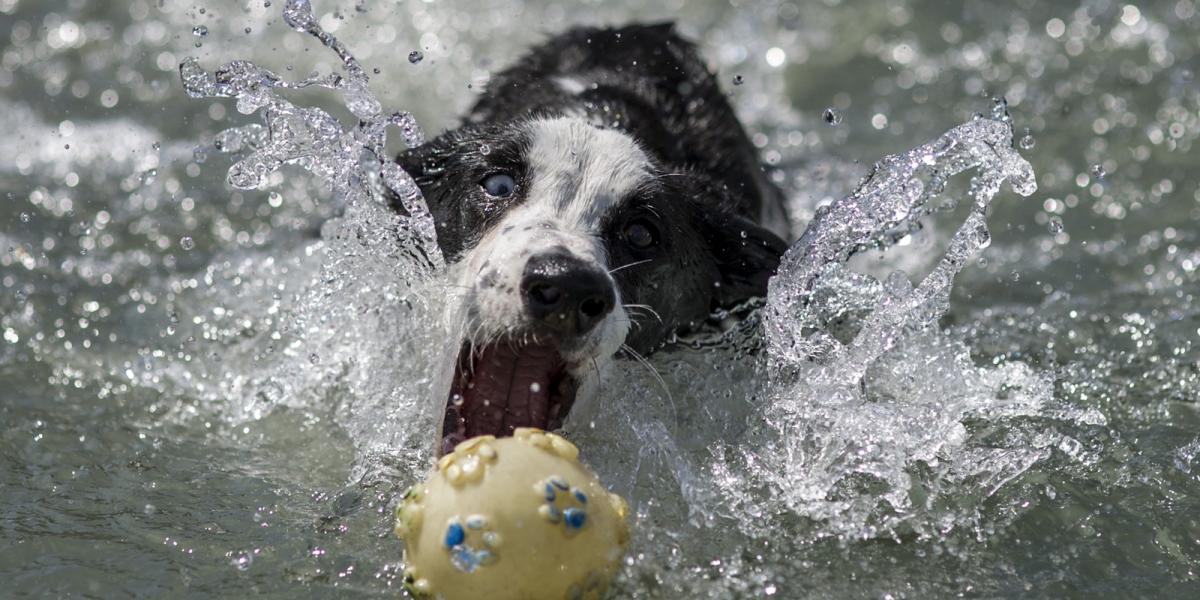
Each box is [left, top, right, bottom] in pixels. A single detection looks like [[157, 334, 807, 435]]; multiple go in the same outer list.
[[395, 429, 629, 600]]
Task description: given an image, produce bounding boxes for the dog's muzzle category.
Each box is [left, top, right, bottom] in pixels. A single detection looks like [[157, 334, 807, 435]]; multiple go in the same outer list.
[[440, 249, 618, 455]]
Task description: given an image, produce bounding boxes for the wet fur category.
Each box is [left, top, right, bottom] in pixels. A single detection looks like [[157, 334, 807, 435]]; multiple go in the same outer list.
[[395, 23, 788, 357]]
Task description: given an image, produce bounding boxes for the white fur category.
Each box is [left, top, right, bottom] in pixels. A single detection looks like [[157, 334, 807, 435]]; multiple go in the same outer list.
[[458, 117, 652, 373]]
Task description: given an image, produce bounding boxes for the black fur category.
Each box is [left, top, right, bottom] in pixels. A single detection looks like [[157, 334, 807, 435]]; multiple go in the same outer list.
[[396, 23, 788, 354]]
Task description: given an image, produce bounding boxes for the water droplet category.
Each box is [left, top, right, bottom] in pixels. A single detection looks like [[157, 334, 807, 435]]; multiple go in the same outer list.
[[990, 97, 1011, 123], [823, 107, 842, 126], [19, 212, 31, 223], [192, 25, 209, 37], [479, 144, 491, 155], [309, 353, 321, 365], [1048, 217, 1064, 234], [1018, 133, 1035, 150], [180, 236, 196, 251], [408, 51, 424, 64], [283, 0, 316, 32], [1089, 164, 1107, 180], [244, 27, 253, 34], [230, 551, 253, 571], [732, 75, 744, 86]]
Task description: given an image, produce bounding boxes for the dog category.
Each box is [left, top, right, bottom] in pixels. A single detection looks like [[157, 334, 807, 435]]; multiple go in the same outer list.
[[394, 23, 790, 455]]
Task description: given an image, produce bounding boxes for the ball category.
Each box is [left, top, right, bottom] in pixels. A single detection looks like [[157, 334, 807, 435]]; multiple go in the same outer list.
[[394, 428, 630, 600]]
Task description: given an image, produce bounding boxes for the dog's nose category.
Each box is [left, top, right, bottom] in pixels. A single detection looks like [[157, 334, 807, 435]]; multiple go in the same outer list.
[[521, 252, 615, 336]]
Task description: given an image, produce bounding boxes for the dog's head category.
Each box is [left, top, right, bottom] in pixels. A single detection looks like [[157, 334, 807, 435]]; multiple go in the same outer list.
[[397, 116, 784, 453]]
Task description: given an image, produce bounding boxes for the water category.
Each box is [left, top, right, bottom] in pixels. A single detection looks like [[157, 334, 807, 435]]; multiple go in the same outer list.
[[3, 0, 1200, 597]]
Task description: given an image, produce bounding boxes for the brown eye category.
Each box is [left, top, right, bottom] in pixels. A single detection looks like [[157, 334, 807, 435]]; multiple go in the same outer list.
[[623, 219, 659, 250]]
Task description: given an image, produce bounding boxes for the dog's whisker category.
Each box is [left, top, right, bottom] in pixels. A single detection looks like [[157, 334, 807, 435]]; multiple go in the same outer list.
[[614, 312, 641, 332], [608, 259, 652, 275], [622, 303, 664, 324], [621, 343, 677, 430]]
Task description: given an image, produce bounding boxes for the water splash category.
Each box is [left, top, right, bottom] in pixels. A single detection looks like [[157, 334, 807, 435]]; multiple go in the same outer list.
[[568, 111, 1103, 554], [712, 113, 1090, 540], [178, 0, 434, 269], [173, 0, 454, 478], [765, 114, 1036, 366]]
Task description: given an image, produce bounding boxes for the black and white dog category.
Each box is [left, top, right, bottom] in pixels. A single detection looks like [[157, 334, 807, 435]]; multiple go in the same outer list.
[[394, 23, 790, 454]]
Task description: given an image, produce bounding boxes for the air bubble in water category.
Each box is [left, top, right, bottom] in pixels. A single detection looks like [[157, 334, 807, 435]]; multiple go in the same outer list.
[[1018, 133, 1035, 150], [1090, 164, 1107, 180], [408, 51, 424, 64], [823, 108, 842, 126], [192, 25, 208, 37], [732, 75, 744, 86], [1048, 217, 1064, 234], [19, 212, 31, 223], [479, 144, 491, 155], [180, 236, 196, 251]]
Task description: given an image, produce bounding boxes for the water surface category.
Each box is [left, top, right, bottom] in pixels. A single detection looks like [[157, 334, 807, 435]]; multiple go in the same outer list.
[[2, 0, 1199, 597]]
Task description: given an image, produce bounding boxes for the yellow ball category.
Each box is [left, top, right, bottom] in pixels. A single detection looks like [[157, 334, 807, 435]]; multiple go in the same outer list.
[[394, 428, 630, 600]]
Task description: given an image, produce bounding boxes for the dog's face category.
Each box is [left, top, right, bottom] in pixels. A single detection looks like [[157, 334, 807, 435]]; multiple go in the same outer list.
[[397, 116, 783, 453]]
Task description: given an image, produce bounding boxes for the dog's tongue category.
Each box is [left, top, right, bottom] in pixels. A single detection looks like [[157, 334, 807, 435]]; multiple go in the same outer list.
[[461, 342, 559, 439]]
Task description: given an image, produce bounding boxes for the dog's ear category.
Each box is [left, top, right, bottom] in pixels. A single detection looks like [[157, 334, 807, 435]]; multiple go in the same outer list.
[[705, 215, 788, 308]]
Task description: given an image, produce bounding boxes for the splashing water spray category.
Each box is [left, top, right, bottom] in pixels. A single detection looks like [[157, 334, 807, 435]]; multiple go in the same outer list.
[[179, 0, 435, 259], [179, 3, 631, 599], [177, 1, 1076, 595], [712, 103, 1072, 542]]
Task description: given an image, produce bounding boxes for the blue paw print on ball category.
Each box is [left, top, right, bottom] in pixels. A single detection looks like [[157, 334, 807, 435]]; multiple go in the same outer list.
[[443, 514, 500, 573], [536, 475, 589, 534]]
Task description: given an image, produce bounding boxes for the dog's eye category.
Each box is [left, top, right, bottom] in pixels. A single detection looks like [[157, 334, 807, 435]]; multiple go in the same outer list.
[[480, 173, 516, 197], [623, 219, 659, 250]]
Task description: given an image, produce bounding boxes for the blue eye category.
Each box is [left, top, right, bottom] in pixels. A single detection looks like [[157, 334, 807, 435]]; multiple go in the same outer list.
[[481, 173, 516, 197]]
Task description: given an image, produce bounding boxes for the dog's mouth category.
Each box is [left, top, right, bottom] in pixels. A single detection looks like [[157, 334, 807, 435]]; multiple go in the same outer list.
[[440, 340, 578, 456]]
